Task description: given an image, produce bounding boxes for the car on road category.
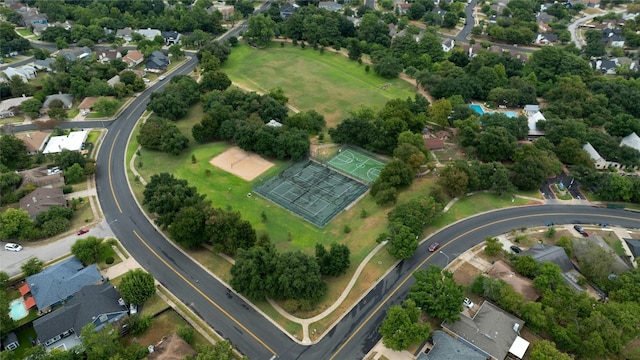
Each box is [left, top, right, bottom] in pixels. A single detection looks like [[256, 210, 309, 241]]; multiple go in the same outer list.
[[77, 228, 89, 235], [4, 243, 22, 252], [463, 298, 474, 309], [428, 242, 440, 252], [510, 245, 522, 253], [573, 225, 589, 237], [158, 75, 166, 81]]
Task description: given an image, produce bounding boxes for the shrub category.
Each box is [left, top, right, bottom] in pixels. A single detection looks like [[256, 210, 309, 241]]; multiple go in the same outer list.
[[177, 326, 195, 344], [343, 225, 351, 234], [545, 226, 556, 238], [62, 185, 73, 194], [105, 256, 114, 265], [484, 236, 503, 255], [126, 314, 153, 335]]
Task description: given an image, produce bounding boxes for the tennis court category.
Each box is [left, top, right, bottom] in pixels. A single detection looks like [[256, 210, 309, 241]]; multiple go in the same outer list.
[[254, 161, 368, 227], [327, 149, 386, 183]]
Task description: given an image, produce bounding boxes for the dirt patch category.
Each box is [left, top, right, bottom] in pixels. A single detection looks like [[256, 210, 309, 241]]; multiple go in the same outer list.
[[209, 146, 274, 181], [453, 262, 482, 286], [147, 333, 197, 360]]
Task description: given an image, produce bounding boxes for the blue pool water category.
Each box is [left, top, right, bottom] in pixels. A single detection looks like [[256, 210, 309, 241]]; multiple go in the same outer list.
[[9, 299, 28, 320], [469, 105, 517, 118]]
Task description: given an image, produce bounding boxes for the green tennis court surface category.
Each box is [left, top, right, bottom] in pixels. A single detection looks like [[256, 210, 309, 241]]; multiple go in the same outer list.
[[327, 149, 386, 183], [254, 161, 368, 227]]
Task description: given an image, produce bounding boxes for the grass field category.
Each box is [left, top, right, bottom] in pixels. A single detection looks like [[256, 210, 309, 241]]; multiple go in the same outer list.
[[222, 43, 417, 127]]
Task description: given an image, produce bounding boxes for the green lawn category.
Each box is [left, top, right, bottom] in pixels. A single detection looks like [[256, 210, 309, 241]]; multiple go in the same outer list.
[[222, 43, 417, 127]]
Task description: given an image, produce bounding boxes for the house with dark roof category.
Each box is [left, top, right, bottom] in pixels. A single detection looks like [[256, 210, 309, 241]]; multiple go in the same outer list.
[[602, 28, 625, 47], [34, 57, 55, 72], [591, 59, 617, 75], [18, 166, 65, 189], [624, 238, 640, 267], [534, 32, 558, 45], [521, 243, 587, 292], [57, 47, 92, 62], [419, 331, 486, 360], [146, 50, 170, 72], [280, 4, 297, 18], [115, 27, 134, 42], [2, 332, 19, 351], [161, 31, 181, 45], [441, 301, 528, 360], [24, 256, 103, 314], [19, 187, 67, 219], [33, 283, 128, 350]]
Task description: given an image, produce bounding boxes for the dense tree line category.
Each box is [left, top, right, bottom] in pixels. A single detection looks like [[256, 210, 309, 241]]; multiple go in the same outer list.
[[0, 21, 31, 55], [192, 87, 310, 160], [0, 205, 74, 240], [572, 166, 640, 203], [147, 75, 200, 121], [137, 116, 189, 155], [143, 173, 256, 255]]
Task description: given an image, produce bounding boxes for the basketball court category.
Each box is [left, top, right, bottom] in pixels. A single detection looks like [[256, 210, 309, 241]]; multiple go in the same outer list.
[[327, 149, 386, 183]]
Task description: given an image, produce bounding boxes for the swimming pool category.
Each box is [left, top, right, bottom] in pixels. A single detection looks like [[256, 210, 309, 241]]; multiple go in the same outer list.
[[469, 105, 517, 118], [9, 299, 28, 321]]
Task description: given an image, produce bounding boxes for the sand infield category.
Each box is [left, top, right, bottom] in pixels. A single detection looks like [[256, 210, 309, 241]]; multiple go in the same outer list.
[[209, 146, 274, 181]]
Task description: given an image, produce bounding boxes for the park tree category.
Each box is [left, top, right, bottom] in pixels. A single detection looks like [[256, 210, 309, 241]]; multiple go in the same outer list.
[[409, 265, 465, 322], [476, 126, 516, 161], [269, 250, 326, 303], [388, 196, 442, 235], [244, 14, 276, 47], [437, 165, 469, 197], [119, 269, 156, 305], [379, 299, 431, 351], [0, 208, 34, 240], [427, 98, 452, 127], [315, 243, 351, 277], [147, 91, 189, 121], [393, 143, 426, 173], [388, 225, 419, 260], [347, 38, 362, 61], [93, 97, 120, 117], [555, 137, 594, 167], [143, 173, 205, 228], [71, 236, 108, 265], [168, 205, 209, 248], [205, 208, 257, 256], [230, 243, 279, 301], [373, 56, 403, 79], [199, 71, 232, 93], [284, 110, 326, 134], [0, 135, 29, 170], [370, 159, 415, 204], [20, 98, 43, 118], [137, 116, 189, 155], [21, 257, 44, 276]]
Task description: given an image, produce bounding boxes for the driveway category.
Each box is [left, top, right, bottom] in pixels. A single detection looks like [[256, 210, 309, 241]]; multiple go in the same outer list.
[[0, 219, 115, 277]]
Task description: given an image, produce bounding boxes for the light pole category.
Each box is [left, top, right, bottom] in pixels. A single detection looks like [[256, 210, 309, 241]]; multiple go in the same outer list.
[[440, 250, 450, 266], [108, 219, 118, 226]]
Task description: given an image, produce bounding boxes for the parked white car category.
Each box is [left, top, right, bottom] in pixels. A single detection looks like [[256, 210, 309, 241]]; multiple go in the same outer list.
[[463, 298, 474, 309], [5, 243, 23, 252]]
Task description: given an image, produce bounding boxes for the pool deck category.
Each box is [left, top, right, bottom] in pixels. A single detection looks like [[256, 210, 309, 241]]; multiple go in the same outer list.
[[470, 102, 519, 118]]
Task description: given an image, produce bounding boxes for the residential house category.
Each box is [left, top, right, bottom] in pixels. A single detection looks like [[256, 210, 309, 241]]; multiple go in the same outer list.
[[19, 187, 67, 219], [583, 142, 607, 169], [602, 28, 625, 47], [418, 331, 486, 360], [591, 59, 617, 75], [161, 31, 181, 45], [441, 39, 455, 52], [15, 5, 48, 28], [136, 28, 162, 41], [96, 49, 122, 64], [43, 94, 74, 110], [441, 301, 528, 360], [524, 104, 539, 117], [623, 238, 640, 267], [33, 283, 128, 350], [266, 120, 283, 127], [115, 27, 134, 42], [51, 21, 72, 31], [507, 50, 528, 65], [43, 130, 88, 154], [32, 23, 48, 36], [24, 256, 103, 314], [534, 32, 558, 45], [527, 111, 546, 138], [211, 4, 235, 20], [2, 332, 19, 351], [397, 3, 411, 14], [620, 132, 640, 153], [18, 166, 65, 188], [522, 243, 585, 291], [15, 131, 51, 155], [122, 50, 144, 68], [573, 236, 631, 274], [319, 1, 343, 11], [462, 43, 483, 58], [536, 11, 555, 24], [107, 75, 120, 86], [34, 58, 55, 72], [424, 138, 445, 150], [146, 50, 171, 72], [78, 96, 101, 113], [58, 47, 92, 61], [488, 45, 504, 55], [2, 66, 36, 83], [615, 57, 638, 72], [537, 21, 552, 33], [280, 4, 297, 18], [0, 96, 34, 119]]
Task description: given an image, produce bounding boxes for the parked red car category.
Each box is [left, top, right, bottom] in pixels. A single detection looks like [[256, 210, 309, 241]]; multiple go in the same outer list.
[[77, 228, 89, 235]]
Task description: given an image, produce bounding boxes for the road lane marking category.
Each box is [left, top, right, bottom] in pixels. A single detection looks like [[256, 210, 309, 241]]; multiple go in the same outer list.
[[108, 130, 123, 213], [329, 212, 640, 359], [132, 230, 277, 357]]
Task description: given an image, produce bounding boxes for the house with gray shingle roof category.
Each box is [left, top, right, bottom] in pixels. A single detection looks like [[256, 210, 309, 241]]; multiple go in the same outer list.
[[25, 257, 103, 314], [19, 187, 66, 219], [33, 283, 128, 350], [418, 331, 486, 360]]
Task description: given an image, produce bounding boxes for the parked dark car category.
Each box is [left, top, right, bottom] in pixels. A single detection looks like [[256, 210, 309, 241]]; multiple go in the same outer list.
[[510, 245, 522, 253], [573, 225, 589, 237]]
